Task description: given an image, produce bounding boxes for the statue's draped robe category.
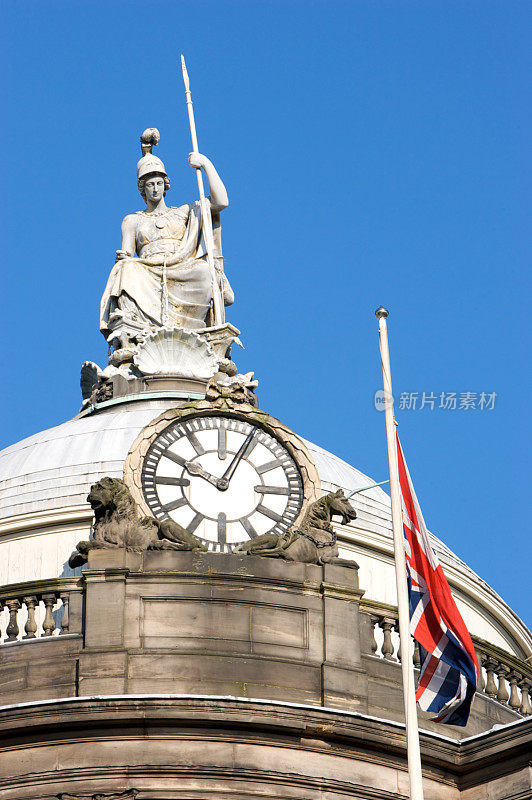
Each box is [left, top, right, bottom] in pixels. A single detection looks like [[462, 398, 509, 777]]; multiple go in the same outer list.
[[100, 202, 228, 343]]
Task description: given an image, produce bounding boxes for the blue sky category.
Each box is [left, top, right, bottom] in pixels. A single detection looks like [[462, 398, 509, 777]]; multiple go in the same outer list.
[[1, 1, 530, 625]]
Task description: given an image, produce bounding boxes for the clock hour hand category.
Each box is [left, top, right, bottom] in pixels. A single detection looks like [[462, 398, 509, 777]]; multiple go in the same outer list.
[[183, 460, 220, 489], [217, 430, 256, 491]]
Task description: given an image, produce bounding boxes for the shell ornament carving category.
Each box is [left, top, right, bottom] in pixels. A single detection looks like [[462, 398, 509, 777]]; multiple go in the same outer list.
[[134, 328, 218, 379]]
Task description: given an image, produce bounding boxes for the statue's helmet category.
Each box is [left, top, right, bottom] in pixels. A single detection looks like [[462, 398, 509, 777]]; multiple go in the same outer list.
[[136, 128, 168, 180]]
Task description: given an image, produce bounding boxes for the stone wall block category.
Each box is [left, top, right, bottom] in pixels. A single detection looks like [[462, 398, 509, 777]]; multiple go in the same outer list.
[[88, 549, 142, 571], [323, 562, 360, 592], [322, 664, 368, 711], [322, 593, 363, 668], [83, 568, 129, 648], [141, 548, 322, 585], [321, 564, 363, 673], [65, 588, 84, 635], [77, 649, 128, 698]]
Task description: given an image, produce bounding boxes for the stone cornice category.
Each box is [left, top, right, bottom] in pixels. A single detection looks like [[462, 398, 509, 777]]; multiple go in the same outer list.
[[0, 504, 92, 538], [0, 695, 529, 790], [0, 576, 83, 601]]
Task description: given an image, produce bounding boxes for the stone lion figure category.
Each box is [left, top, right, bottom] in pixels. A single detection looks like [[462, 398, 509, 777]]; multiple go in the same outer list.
[[233, 489, 357, 565], [69, 477, 207, 567]]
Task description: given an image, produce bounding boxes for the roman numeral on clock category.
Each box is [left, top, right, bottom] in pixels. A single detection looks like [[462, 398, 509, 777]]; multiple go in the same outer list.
[[256, 459, 281, 474], [162, 497, 188, 513], [217, 426, 227, 459], [218, 512, 227, 545], [155, 477, 190, 486], [162, 450, 186, 467], [187, 512, 205, 533], [256, 505, 282, 523], [187, 432, 205, 456], [240, 518, 258, 539]]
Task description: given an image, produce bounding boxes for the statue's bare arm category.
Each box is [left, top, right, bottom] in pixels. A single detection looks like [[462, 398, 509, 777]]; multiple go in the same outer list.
[[188, 153, 229, 211], [116, 214, 138, 261]]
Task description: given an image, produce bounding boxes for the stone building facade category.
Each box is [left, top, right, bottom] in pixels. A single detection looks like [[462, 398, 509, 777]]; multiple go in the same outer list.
[[0, 392, 530, 800]]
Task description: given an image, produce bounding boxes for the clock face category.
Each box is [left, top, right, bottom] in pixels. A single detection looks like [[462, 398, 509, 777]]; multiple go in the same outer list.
[[140, 415, 304, 552]]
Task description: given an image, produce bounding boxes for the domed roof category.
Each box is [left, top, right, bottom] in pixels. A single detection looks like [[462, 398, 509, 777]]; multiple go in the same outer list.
[[0, 399, 387, 520], [0, 397, 530, 658], [0, 400, 498, 576]]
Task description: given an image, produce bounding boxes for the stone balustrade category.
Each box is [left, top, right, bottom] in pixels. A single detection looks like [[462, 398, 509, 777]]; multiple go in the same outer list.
[[476, 642, 532, 716], [0, 557, 529, 738], [0, 578, 83, 644], [361, 601, 532, 718]]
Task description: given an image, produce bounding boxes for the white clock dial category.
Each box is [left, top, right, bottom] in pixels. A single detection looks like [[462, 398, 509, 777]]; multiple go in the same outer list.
[[141, 415, 304, 552]]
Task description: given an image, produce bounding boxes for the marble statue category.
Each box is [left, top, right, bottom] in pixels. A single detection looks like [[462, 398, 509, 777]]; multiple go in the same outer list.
[[80, 126, 249, 406], [100, 129, 234, 351]]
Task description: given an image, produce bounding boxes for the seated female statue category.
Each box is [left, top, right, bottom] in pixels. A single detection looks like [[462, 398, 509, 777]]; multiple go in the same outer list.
[[100, 128, 233, 350]]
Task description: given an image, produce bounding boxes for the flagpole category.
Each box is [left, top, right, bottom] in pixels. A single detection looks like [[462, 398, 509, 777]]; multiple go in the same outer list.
[[375, 306, 424, 800]]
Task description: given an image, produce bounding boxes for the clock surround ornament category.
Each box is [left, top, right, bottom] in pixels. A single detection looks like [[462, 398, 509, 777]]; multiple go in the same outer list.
[[123, 398, 321, 553]]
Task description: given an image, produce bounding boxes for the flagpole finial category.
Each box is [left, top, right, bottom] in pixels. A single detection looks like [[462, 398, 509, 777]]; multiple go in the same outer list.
[[375, 306, 389, 319]]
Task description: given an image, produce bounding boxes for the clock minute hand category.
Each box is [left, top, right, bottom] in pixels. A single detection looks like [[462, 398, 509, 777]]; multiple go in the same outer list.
[[217, 431, 256, 491]]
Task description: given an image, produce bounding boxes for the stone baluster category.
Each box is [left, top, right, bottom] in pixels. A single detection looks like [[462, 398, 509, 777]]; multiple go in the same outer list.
[[495, 664, 509, 705], [367, 615, 379, 655], [6, 599, 21, 641], [42, 593, 57, 636], [380, 617, 396, 660], [60, 593, 70, 634], [475, 650, 485, 693], [518, 680, 531, 716], [395, 623, 402, 663], [484, 657, 498, 698], [412, 639, 421, 669], [23, 596, 38, 639], [507, 671, 521, 711]]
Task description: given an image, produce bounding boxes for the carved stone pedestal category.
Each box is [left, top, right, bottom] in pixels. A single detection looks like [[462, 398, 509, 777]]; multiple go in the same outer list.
[[80, 549, 364, 708], [81, 323, 245, 407]]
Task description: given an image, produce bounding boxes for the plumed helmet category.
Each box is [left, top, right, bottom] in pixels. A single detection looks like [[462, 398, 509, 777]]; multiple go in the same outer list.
[[136, 128, 168, 180]]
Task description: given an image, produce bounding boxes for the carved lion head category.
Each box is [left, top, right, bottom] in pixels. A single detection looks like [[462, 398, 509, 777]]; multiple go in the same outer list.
[[87, 477, 138, 523]]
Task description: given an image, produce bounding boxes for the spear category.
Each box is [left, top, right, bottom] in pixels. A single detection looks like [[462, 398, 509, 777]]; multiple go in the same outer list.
[[181, 55, 225, 326]]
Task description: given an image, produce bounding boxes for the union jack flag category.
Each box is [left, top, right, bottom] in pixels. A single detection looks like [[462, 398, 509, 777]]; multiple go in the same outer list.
[[396, 433, 479, 726]]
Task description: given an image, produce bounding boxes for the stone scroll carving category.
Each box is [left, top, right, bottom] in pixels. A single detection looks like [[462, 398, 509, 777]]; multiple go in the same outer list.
[[68, 477, 207, 567], [233, 489, 357, 564]]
